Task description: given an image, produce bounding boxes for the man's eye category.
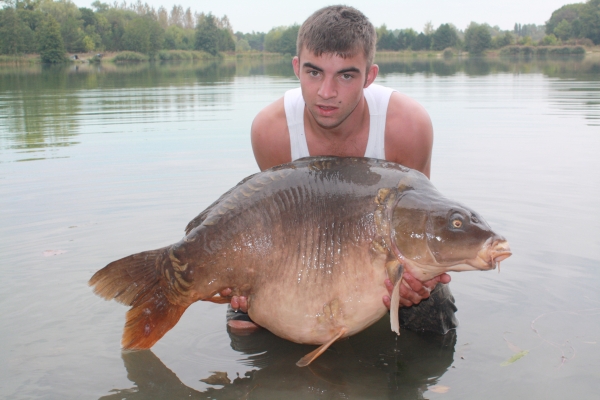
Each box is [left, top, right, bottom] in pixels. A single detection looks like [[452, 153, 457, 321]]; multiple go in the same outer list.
[[341, 74, 352, 80], [309, 70, 319, 77]]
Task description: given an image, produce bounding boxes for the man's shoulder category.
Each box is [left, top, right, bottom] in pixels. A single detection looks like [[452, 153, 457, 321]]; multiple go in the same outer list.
[[384, 91, 433, 177], [251, 97, 292, 170], [387, 91, 431, 125], [252, 96, 287, 133]]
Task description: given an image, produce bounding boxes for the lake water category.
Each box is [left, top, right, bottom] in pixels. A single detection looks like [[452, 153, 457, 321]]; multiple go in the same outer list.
[[1, 55, 599, 399]]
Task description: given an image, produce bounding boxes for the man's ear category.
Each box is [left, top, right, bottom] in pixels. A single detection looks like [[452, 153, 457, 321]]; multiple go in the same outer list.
[[292, 56, 300, 79], [364, 64, 379, 88]]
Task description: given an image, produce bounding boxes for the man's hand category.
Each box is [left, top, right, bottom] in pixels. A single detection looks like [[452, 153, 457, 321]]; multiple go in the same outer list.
[[382, 272, 451, 309], [230, 295, 248, 313], [220, 288, 249, 313]]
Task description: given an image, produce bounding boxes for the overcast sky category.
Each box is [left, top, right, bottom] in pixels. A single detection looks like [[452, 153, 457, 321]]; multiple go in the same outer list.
[[73, 0, 573, 33]]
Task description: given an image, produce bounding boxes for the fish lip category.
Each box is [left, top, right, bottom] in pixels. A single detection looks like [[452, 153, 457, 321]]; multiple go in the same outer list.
[[477, 238, 511, 269], [490, 239, 512, 263]]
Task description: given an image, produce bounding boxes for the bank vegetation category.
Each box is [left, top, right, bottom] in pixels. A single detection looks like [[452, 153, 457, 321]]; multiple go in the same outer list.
[[0, 0, 598, 64]]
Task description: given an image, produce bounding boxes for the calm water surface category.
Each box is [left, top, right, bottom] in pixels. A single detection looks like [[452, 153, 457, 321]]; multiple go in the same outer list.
[[1, 56, 599, 399]]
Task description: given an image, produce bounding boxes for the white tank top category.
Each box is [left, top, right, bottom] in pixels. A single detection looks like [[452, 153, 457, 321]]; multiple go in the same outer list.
[[284, 84, 395, 160]]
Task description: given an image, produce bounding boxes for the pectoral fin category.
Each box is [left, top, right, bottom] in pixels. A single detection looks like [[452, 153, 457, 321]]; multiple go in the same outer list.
[[296, 328, 347, 367], [386, 260, 404, 335]]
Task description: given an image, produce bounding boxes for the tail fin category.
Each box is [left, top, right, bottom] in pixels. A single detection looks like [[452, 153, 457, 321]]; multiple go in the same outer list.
[[89, 248, 188, 350]]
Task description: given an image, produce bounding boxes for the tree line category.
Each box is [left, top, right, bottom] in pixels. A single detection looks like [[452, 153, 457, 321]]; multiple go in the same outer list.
[[0, 0, 241, 62], [0, 0, 598, 63], [376, 0, 599, 55]]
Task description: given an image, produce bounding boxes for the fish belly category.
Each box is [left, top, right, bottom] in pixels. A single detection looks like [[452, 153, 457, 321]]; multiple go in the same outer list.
[[248, 261, 390, 345]]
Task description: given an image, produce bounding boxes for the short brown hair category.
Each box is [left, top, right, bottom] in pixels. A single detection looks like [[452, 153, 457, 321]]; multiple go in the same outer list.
[[297, 5, 376, 67]]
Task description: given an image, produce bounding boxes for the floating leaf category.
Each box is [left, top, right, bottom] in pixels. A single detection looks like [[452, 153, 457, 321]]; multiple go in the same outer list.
[[503, 331, 523, 353], [429, 385, 450, 394], [500, 350, 529, 366]]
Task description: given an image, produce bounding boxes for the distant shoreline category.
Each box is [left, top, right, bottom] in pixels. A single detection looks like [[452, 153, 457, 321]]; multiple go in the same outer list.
[[1, 46, 598, 66]]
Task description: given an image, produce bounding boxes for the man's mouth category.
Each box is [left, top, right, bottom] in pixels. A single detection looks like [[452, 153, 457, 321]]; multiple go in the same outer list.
[[317, 105, 338, 114]]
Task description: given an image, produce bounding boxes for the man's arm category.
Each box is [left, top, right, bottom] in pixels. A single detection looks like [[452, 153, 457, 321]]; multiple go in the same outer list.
[[382, 91, 450, 307], [384, 91, 433, 178], [250, 97, 292, 171]]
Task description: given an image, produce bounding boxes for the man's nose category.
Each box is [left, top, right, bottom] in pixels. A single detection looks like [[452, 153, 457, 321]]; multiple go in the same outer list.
[[318, 77, 337, 99]]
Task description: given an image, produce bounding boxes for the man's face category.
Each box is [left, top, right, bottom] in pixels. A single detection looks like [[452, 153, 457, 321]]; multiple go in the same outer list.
[[292, 48, 378, 130]]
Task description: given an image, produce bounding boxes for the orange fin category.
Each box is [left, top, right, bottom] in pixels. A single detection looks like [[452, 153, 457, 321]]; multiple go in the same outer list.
[[121, 285, 187, 349], [296, 328, 347, 367], [89, 247, 168, 305], [89, 247, 189, 350]]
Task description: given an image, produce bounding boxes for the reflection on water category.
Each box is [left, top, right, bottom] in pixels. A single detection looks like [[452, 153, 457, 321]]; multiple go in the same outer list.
[[0, 58, 295, 163], [1, 54, 600, 399], [101, 318, 456, 400], [1, 56, 598, 163]]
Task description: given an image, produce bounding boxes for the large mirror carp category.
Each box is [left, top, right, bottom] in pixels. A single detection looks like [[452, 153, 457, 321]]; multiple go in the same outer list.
[[90, 156, 511, 366]]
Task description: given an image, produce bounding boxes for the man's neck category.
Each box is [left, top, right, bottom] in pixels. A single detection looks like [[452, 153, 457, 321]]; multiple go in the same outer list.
[[303, 95, 371, 157], [306, 95, 369, 139]]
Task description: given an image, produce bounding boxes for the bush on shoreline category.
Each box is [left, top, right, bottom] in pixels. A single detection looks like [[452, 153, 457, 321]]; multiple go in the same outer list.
[[112, 51, 149, 62], [498, 45, 586, 58]]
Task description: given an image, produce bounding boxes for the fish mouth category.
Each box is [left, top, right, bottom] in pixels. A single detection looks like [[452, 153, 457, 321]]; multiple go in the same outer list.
[[477, 238, 512, 270]]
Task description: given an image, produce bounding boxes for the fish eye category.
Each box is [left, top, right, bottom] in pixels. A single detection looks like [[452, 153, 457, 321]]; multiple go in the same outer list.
[[449, 212, 466, 230]]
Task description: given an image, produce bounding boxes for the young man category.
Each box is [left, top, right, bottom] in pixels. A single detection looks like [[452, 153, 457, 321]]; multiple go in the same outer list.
[[227, 5, 457, 334]]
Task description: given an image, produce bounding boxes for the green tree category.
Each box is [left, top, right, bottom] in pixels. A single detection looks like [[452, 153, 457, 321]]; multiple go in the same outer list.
[[397, 28, 417, 50], [412, 32, 431, 50], [546, 3, 586, 35], [264, 25, 298, 54], [39, 0, 86, 52], [545, 0, 600, 43], [195, 13, 219, 55], [235, 38, 250, 52], [376, 25, 398, 50], [0, 7, 24, 54], [579, 0, 600, 44], [491, 32, 514, 48], [235, 31, 265, 51], [431, 23, 459, 51], [122, 15, 163, 56], [554, 19, 573, 40], [539, 34, 559, 45], [464, 22, 492, 54], [164, 25, 194, 50], [17, 8, 44, 53], [99, 8, 134, 51], [217, 27, 235, 52], [37, 14, 66, 63], [79, 7, 96, 28]]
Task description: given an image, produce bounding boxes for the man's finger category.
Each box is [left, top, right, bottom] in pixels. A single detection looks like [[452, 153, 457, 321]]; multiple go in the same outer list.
[[383, 295, 391, 309], [231, 296, 240, 311], [384, 278, 394, 295], [238, 296, 248, 313], [402, 273, 431, 299], [438, 273, 451, 284]]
